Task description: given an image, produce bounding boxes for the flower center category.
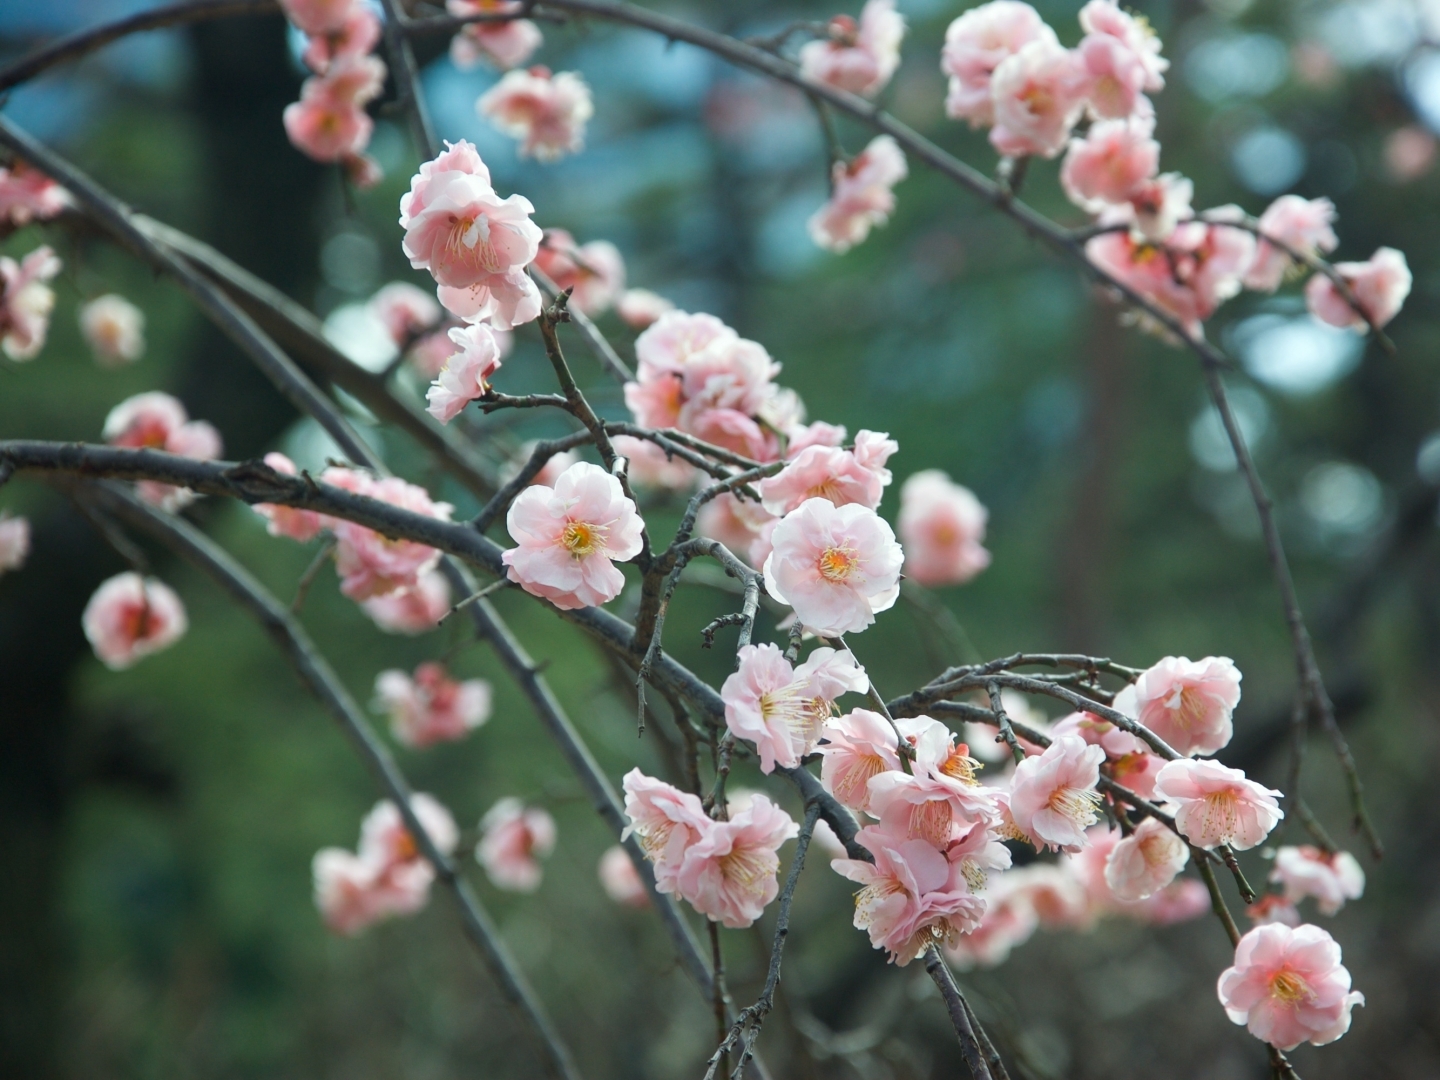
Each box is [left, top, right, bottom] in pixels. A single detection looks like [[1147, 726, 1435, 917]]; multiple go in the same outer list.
[[1269, 969, 1312, 1005], [832, 752, 888, 809], [909, 799, 953, 846], [1046, 785, 1102, 829], [450, 213, 502, 272], [939, 746, 982, 785], [854, 878, 907, 928], [1164, 685, 1207, 732], [721, 845, 776, 899], [1200, 791, 1242, 845], [818, 544, 861, 583], [394, 830, 419, 862], [562, 521, 605, 556], [759, 686, 832, 745]]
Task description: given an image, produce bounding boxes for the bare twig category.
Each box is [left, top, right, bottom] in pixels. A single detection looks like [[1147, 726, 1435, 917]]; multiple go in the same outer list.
[[923, 946, 995, 1080]]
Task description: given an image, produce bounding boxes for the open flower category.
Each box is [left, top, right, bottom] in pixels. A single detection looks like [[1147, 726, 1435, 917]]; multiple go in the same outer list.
[[944, 871, 1040, 969], [672, 794, 798, 928], [324, 471, 454, 601], [369, 281, 441, 346], [1005, 735, 1105, 852], [808, 135, 909, 254], [375, 661, 492, 748], [400, 139, 542, 328], [1217, 923, 1364, 1050], [300, 6, 381, 73], [989, 38, 1087, 159], [283, 55, 385, 162], [0, 245, 61, 361], [502, 461, 645, 610], [253, 452, 327, 542], [897, 469, 990, 587], [621, 769, 711, 891], [359, 569, 452, 634], [1103, 817, 1188, 901], [1245, 195, 1338, 292], [868, 716, 1000, 844], [0, 513, 30, 574], [533, 229, 626, 316], [1305, 246, 1411, 331], [477, 67, 593, 161], [1131, 655, 1241, 757], [426, 323, 505, 423], [1060, 116, 1158, 211], [447, 0, 542, 70], [0, 162, 69, 226], [1153, 758, 1283, 850], [798, 0, 906, 98], [722, 643, 867, 773], [80, 295, 146, 366], [942, 1, 1056, 127], [758, 430, 897, 515], [103, 391, 223, 511], [82, 572, 188, 670], [817, 707, 903, 812], [598, 845, 649, 907], [764, 498, 903, 636], [1077, 0, 1166, 95], [1271, 846, 1364, 916], [476, 798, 556, 892]]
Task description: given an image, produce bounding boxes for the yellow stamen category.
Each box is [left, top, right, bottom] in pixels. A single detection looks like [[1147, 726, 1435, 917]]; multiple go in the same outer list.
[[1047, 786, 1102, 828], [819, 545, 860, 583], [1269, 970, 1312, 1005], [561, 521, 605, 556]]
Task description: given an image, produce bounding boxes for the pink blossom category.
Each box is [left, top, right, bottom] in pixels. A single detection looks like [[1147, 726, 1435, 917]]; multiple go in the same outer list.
[[817, 707, 902, 812], [280, 0, 357, 36], [79, 294, 145, 366], [406, 328, 461, 378], [809, 135, 908, 254], [426, 323, 505, 423], [1077, 0, 1167, 92], [0, 245, 61, 361], [1217, 923, 1364, 1050], [399, 140, 543, 329], [301, 6, 381, 73], [359, 569, 452, 634], [945, 870, 1040, 969], [533, 229, 626, 316], [598, 844, 649, 907], [251, 452, 326, 542], [617, 288, 675, 329], [1153, 758, 1283, 850], [369, 281, 441, 346], [1132, 654, 1241, 757], [1075, 29, 1151, 119], [758, 430, 896, 515], [1060, 117, 1158, 211], [722, 643, 867, 773], [626, 310, 740, 427], [1109, 748, 1165, 799], [476, 798, 556, 892], [989, 39, 1087, 159], [682, 405, 777, 463], [897, 469, 990, 587], [477, 67, 593, 162], [696, 492, 777, 568], [621, 769, 711, 892], [612, 435, 695, 491], [1271, 846, 1364, 916], [1103, 816, 1188, 901], [325, 471, 454, 600], [673, 794, 797, 928], [1050, 709, 1146, 759], [1062, 823, 1204, 924], [764, 498, 903, 636], [283, 56, 385, 162], [1006, 735, 1105, 852], [0, 513, 31, 574], [832, 819, 987, 964], [502, 461, 645, 610], [1125, 171, 1193, 242], [786, 419, 847, 456], [1305, 246, 1411, 331], [868, 717, 1001, 844], [1248, 894, 1302, 927], [103, 391, 223, 511], [374, 661, 492, 748], [798, 0, 906, 98], [1011, 862, 1092, 927], [447, 0, 542, 70], [1246, 196, 1338, 292], [941, 1, 1056, 127], [0, 162, 69, 226], [82, 572, 188, 670]]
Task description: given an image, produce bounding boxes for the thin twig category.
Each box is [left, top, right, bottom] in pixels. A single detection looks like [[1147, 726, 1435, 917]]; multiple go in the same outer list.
[[923, 946, 995, 1080], [290, 535, 336, 612]]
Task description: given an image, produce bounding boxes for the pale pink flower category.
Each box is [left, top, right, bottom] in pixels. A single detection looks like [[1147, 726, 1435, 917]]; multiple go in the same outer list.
[[1131, 877, 1210, 924], [1305, 246, 1411, 331], [399, 140, 543, 329], [809, 135, 908, 254], [447, 0, 542, 70], [103, 391, 222, 511], [476, 798, 556, 892], [832, 819, 987, 964], [616, 288, 675, 329], [1109, 748, 1165, 799], [280, 0, 356, 36], [301, 6, 381, 73], [533, 229, 626, 316], [0, 246, 60, 361], [682, 404, 778, 463], [1247, 894, 1302, 927], [1132, 655, 1241, 757], [283, 56, 386, 162], [369, 281, 441, 346], [0, 513, 31, 574], [897, 469, 990, 587], [359, 569, 452, 634], [502, 461, 644, 610], [251, 452, 326, 542], [625, 310, 739, 427], [1060, 117, 1158, 211], [1077, 0, 1167, 92], [673, 795, 798, 928], [311, 849, 382, 935], [598, 844, 649, 907], [941, 1, 1056, 127], [1075, 29, 1151, 119], [759, 430, 896, 515], [1062, 823, 1202, 924], [406, 328, 461, 379], [817, 707, 902, 812], [0, 162, 69, 226], [1218, 923, 1364, 1050], [1153, 758, 1283, 851], [426, 323, 505, 424], [612, 435, 695, 491], [785, 419, 847, 456], [1010, 862, 1092, 927], [1271, 846, 1364, 916], [477, 67, 593, 162], [722, 643, 867, 773], [1384, 124, 1437, 182], [621, 769, 711, 892], [325, 471, 454, 601], [1245, 196, 1338, 292], [374, 661, 492, 748], [1125, 171, 1193, 242], [1103, 816, 1188, 901], [79, 294, 145, 366], [764, 498, 903, 636], [798, 0, 906, 99], [989, 39, 1087, 159], [1050, 709, 1146, 759], [82, 572, 188, 670], [696, 492, 777, 568], [868, 717, 1000, 844], [1006, 735, 1105, 853]]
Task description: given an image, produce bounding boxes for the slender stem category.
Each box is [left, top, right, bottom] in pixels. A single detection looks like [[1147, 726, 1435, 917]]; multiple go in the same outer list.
[[985, 681, 1025, 765], [923, 946, 994, 1080], [377, 0, 438, 159], [531, 265, 634, 382], [290, 536, 336, 612], [709, 920, 730, 1078]]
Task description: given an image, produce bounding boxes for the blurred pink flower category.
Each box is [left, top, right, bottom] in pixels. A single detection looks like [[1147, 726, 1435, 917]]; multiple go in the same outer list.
[[1103, 816, 1188, 901], [82, 572, 188, 670], [722, 643, 867, 772], [476, 798, 556, 892], [79, 294, 145, 366], [0, 162, 69, 226], [253, 452, 326, 542], [598, 844, 650, 907], [1305, 246, 1411, 331], [103, 391, 222, 511], [1077, 0, 1166, 92], [673, 794, 798, 927], [0, 245, 61, 361], [1217, 923, 1363, 1050], [942, 1, 1055, 128], [808, 134, 908, 253], [301, 6, 380, 72], [477, 67, 593, 162], [897, 469, 990, 587], [283, 56, 385, 162], [359, 569, 452, 634], [616, 288, 675, 329], [369, 281, 442, 346], [798, 0, 905, 98], [1246, 195, 1338, 292], [611, 434, 695, 491], [324, 471, 454, 601], [1247, 894, 1302, 927], [1075, 29, 1150, 119], [989, 39, 1087, 159], [1271, 846, 1364, 916], [0, 513, 30, 575], [533, 228, 626, 315], [1060, 117, 1158, 211], [447, 0, 542, 70], [1154, 758, 1283, 851], [374, 661, 492, 748]]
